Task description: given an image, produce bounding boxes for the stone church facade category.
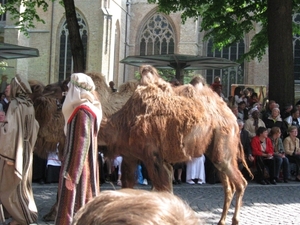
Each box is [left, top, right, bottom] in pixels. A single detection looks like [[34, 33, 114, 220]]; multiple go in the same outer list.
[[0, 0, 275, 98]]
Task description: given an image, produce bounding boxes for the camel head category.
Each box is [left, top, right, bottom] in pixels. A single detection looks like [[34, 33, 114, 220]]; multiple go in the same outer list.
[[28, 80, 45, 102], [139, 65, 161, 85], [43, 78, 70, 107]]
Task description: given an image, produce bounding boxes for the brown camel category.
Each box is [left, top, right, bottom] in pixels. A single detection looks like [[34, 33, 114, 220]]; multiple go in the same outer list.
[[99, 65, 252, 225]]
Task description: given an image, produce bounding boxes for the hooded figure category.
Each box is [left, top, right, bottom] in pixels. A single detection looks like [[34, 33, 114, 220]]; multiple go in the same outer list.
[[0, 74, 39, 225], [56, 73, 102, 225]]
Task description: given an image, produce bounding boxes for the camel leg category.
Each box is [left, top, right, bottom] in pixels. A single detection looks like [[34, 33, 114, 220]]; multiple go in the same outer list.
[[162, 162, 173, 192], [42, 196, 58, 221], [216, 163, 247, 225], [143, 150, 173, 192], [217, 172, 234, 225], [230, 169, 247, 225], [121, 156, 137, 188]]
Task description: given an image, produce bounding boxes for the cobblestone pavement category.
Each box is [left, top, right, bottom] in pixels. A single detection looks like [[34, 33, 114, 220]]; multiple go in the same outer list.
[[10, 181, 300, 225]]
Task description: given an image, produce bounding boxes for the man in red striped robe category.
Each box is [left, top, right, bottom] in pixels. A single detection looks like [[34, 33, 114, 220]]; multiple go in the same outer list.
[[55, 73, 102, 225]]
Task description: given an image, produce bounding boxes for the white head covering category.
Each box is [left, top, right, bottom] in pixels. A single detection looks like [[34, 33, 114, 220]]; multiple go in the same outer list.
[[62, 73, 102, 134], [249, 107, 259, 115]]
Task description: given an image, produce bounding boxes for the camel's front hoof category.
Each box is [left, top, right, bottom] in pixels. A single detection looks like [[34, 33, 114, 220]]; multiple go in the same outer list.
[[43, 210, 57, 222]]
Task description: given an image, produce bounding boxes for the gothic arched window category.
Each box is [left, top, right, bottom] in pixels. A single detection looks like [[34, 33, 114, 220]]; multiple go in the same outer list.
[[139, 13, 175, 55], [293, 13, 300, 81], [58, 12, 88, 81], [206, 39, 245, 97]]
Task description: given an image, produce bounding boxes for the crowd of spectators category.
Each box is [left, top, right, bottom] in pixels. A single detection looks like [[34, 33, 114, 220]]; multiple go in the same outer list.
[[223, 84, 300, 185]]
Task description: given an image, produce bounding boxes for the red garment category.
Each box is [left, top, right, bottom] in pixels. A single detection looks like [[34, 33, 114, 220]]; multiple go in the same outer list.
[[251, 136, 274, 156], [211, 82, 222, 91]]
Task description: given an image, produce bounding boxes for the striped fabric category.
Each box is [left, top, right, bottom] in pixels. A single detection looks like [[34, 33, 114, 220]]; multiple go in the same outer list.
[[55, 106, 99, 225]]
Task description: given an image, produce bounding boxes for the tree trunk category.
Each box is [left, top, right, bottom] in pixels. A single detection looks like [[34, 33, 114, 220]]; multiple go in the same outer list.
[[267, 0, 294, 109], [63, 0, 85, 73]]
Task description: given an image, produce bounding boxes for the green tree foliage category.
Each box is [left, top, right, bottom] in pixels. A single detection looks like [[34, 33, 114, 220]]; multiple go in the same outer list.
[[148, 0, 298, 107], [1, 0, 56, 36], [148, 0, 300, 62], [1, 0, 84, 73]]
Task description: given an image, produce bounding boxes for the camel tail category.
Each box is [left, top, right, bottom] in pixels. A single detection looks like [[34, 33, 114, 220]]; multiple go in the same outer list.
[[238, 142, 254, 179]]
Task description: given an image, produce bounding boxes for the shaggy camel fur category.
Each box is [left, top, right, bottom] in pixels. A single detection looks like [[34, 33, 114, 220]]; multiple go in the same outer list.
[[99, 65, 252, 225], [28, 79, 68, 158]]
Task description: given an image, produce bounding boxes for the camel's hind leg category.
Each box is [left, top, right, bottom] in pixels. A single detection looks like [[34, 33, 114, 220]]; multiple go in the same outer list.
[[217, 172, 234, 225], [231, 169, 247, 225], [216, 163, 247, 225], [142, 149, 173, 192]]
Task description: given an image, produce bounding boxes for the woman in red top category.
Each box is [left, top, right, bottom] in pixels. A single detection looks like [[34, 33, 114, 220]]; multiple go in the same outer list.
[[251, 126, 277, 185]]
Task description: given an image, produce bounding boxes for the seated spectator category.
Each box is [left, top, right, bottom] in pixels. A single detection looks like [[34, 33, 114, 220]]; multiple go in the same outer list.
[[227, 95, 234, 108], [237, 120, 254, 180], [72, 189, 201, 225], [284, 108, 300, 138], [264, 107, 287, 137], [284, 107, 300, 126], [231, 105, 240, 121], [244, 108, 266, 139], [248, 92, 259, 107], [282, 103, 293, 120], [269, 127, 289, 183], [237, 101, 248, 121], [251, 127, 276, 185], [186, 155, 206, 185], [249, 103, 263, 118], [233, 86, 246, 106], [243, 88, 251, 108], [283, 126, 300, 181], [0, 110, 5, 122], [261, 100, 277, 123], [295, 102, 300, 111]]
